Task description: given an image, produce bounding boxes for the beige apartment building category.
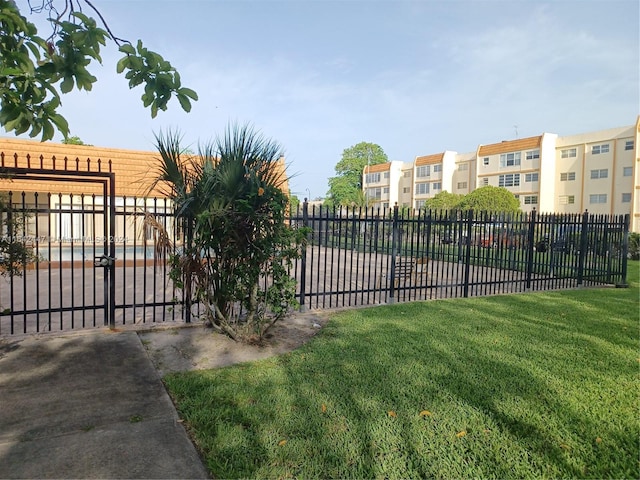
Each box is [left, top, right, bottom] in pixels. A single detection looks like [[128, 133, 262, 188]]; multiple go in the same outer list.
[[363, 116, 640, 232]]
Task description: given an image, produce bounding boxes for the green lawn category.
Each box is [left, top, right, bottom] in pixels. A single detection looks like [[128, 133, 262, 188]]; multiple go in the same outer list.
[[165, 262, 640, 479]]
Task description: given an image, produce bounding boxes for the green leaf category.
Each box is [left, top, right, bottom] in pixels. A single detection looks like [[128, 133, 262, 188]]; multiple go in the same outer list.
[[178, 88, 198, 100], [116, 56, 129, 74], [60, 76, 74, 93], [177, 93, 192, 113], [119, 44, 136, 55]]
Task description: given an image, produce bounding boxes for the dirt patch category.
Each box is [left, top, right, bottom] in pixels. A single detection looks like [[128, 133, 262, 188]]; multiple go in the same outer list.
[[138, 311, 331, 376]]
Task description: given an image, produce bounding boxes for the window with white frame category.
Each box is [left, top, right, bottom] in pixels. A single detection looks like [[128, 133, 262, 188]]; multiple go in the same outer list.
[[457, 181, 467, 190], [560, 172, 576, 181], [625, 140, 634, 151], [499, 152, 521, 167], [481, 177, 489, 186], [590, 169, 608, 179], [416, 165, 430, 177], [415, 199, 426, 209], [432, 182, 441, 190], [498, 173, 520, 187], [623, 166, 633, 176], [622, 193, 631, 203], [365, 172, 380, 184], [403, 187, 410, 194], [367, 187, 382, 200], [526, 150, 540, 160], [561, 148, 577, 158], [433, 164, 442, 173], [458, 163, 468, 171], [524, 195, 538, 205], [383, 187, 389, 194], [483, 157, 489, 166], [525, 172, 539, 182], [403, 171, 411, 177], [559, 195, 575, 205], [592, 144, 610, 154], [383, 202, 389, 209], [383, 172, 390, 179], [416, 183, 430, 195], [589, 194, 607, 204]]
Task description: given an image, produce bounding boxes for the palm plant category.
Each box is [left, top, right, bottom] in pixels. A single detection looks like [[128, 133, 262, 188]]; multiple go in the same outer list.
[[148, 123, 305, 341]]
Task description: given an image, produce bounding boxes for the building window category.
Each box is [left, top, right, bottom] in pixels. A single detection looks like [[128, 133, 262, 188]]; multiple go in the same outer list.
[[383, 202, 389, 209], [592, 144, 610, 154], [622, 193, 631, 203], [526, 150, 540, 160], [432, 182, 441, 190], [366, 172, 381, 184], [589, 194, 607, 204], [498, 173, 520, 187], [623, 166, 633, 176], [403, 171, 411, 177], [561, 148, 577, 158], [559, 195, 575, 205], [524, 195, 538, 205], [483, 157, 489, 166], [500, 152, 521, 167], [416, 183, 430, 195], [590, 169, 608, 179], [383, 172, 390, 179], [403, 187, 410, 194], [525, 173, 539, 182], [383, 187, 389, 194], [415, 199, 426, 209], [367, 187, 382, 200], [457, 181, 467, 190], [433, 164, 442, 173], [560, 172, 576, 181], [625, 140, 634, 151], [416, 165, 430, 178], [458, 163, 468, 171], [481, 177, 489, 186]]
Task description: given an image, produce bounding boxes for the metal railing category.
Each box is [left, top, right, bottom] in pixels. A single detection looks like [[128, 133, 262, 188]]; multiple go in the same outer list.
[[0, 194, 629, 335]]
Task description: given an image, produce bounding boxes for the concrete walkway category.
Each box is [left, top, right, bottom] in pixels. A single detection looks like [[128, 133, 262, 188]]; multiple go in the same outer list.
[[0, 330, 209, 479]]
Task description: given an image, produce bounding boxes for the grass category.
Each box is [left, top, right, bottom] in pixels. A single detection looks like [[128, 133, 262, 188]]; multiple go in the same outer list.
[[164, 262, 640, 479]]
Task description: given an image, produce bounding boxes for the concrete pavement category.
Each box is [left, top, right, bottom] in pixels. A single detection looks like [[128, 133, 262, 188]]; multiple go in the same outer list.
[[0, 330, 209, 479]]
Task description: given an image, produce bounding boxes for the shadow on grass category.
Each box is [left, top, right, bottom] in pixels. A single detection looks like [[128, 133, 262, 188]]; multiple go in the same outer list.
[[165, 268, 639, 479]]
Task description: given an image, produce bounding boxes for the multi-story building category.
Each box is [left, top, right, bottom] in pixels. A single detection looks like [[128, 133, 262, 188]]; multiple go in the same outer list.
[[363, 116, 640, 232]]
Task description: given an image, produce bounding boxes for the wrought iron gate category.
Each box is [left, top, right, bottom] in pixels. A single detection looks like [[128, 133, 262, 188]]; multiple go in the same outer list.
[[0, 164, 116, 334]]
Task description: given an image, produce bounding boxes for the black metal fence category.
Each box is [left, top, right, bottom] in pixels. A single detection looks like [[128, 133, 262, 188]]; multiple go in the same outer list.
[[0, 192, 630, 335], [290, 204, 630, 310]]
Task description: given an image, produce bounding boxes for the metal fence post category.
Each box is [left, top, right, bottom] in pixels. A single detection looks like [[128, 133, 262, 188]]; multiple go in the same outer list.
[[618, 214, 630, 287], [525, 208, 537, 289], [389, 203, 399, 304], [577, 210, 589, 286], [298, 199, 309, 312], [462, 210, 473, 298]]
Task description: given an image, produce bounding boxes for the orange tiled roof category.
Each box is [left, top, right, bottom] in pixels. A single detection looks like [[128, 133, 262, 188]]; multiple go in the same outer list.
[[364, 163, 391, 173], [415, 153, 444, 166], [0, 137, 288, 198], [478, 136, 542, 156]]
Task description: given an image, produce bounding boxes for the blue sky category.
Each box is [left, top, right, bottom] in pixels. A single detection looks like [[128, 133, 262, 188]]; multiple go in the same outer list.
[[11, 0, 640, 199]]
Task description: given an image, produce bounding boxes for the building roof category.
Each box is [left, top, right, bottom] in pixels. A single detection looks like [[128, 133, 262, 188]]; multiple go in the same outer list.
[[0, 137, 288, 198], [415, 153, 445, 166], [364, 163, 391, 173], [478, 135, 542, 156]]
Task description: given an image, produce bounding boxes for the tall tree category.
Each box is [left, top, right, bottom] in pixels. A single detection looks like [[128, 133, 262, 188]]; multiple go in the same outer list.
[[458, 186, 520, 213], [0, 0, 197, 141], [326, 142, 387, 206]]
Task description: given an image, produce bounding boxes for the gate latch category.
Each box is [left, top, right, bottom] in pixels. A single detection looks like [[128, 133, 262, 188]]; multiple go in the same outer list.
[[94, 255, 116, 267]]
